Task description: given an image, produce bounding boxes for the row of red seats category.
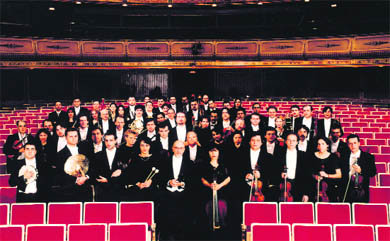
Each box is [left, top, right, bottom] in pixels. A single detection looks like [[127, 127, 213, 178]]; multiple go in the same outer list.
[[0, 223, 148, 241]]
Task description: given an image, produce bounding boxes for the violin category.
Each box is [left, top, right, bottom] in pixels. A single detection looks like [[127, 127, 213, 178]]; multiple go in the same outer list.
[[249, 166, 265, 202], [12, 135, 28, 151], [350, 159, 365, 201], [279, 167, 293, 202], [317, 164, 329, 202]]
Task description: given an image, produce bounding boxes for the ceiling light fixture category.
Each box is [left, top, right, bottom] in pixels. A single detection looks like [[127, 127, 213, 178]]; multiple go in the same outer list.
[[331, 4, 337, 7], [49, 7, 55, 11], [75, 1, 82, 4]]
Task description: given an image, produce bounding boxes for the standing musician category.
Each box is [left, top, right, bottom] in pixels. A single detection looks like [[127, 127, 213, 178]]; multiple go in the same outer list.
[[245, 113, 264, 140], [169, 112, 189, 142], [330, 124, 348, 158], [3, 120, 34, 174], [114, 116, 126, 147], [311, 136, 342, 202], [168, 96, 179, 113], [186, 99, 204, 129], [286, 105, 300, 132], [200, 145, 231, 232], [297, 125, 315, 154], [9, 142, 49, 202], [217, 108, 234, 141], [339, 134, 376, 203], [65, 108, 78, 129], [295, 105, 316, 141], [144, 101, 156, 119], [195, 116, 213, 149], [125, 96, 137, 121], [265, 106, 278, 128], [276, 133, 313, 202], [69, 98, 90, 122], [42, 119, 55, 137], [275, 116, 288, 145], [48, 101, 68, 127], [166, 108, 177, 129], [78, 115, 92, 142], [99, 109, 115, 135], [128, 105, 145, 134], [92, 131, 124, 202], [317, 106, 342, 138]]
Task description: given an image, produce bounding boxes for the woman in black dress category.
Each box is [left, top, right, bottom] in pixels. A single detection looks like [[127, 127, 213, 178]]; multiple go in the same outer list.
[[311, 136, 342, 202]]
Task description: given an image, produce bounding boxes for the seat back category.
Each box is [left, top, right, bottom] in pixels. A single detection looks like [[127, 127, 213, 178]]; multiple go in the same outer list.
[[0, 187, 16, 203], [0, 204, 9, 225], [376, 225, 390, 241], [379, 173, 390, 186], [109, 223, 148, 241], [293, 224, 332, 241], [334, 224, 374, 241], [316, 203, 351, 225], [0, 174, 10, 187], [0, 225, 24, 241], [119, 202, 154, 227], [251, 223, 290, 241], [26, 224, 66, 241], [48, 202, 82, 226], [84, 202, 118, 224], [376, 162, 388, 174], [279, 202, 314, 225], [243, 202, 278, 231], [369, 186, 390, 203], [68, 224, 107, 241], [353, 203, 389, 225], [11, 203, 46, 226]]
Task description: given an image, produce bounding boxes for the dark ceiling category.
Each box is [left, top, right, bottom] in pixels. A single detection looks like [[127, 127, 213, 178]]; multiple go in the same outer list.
[[0, 0, 389, 40]]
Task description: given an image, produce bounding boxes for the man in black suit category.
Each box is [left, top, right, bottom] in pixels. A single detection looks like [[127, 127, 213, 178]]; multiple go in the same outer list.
[[286, 105, 300, 132], [339, 134, 376, 203], [79, 127, 106, 161], [277, 133, 313, 202], [154, 122, 174, 158], [265, 106, 278, 128], [181, 96, 190, 113], [93, 131, 125, 201], [240, 133, 276, 202], [155, 97, 166, 114], [69, 98, 90, 121], [294, 105, 316, 140], [9, 142, 49, 202], [78, 115, 92, 142], [166, 108, 176, 129], [43, 119, 55, 137], [168, 96, 180, 114], [317, 106, 342, 138], [48, 101, 68, 126], [297, 125, 315, 154], [245, 113, 264, 141], [186, 99, 205, 130], [184, 131, 206, 165], [158, 140, 194, 241], [52, 128, 91, 202], [3, 120, 34, 174], [262, 127, 283, 157], [209, 110, 219, 131], [245, 102, 266, 127], [169, 112, 189, 143], [330, 124, 348, 158], [144, 101, 156, 119], [125, 96, 137, 121], [114, 116, 126, 147], [138, 118, 158, 143], [99, 109, 115, 135]]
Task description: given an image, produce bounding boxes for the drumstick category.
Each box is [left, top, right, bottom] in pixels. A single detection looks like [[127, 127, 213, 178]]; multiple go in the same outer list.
[[148, 169, 159, 181], [145, 167, 156, 182]]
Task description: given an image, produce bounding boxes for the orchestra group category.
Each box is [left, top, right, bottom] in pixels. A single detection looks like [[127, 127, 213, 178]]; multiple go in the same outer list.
[[3, 95, 377, 240]]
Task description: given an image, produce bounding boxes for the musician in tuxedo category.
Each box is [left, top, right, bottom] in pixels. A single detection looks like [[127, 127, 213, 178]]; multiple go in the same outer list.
[[201, 94, 210, 112], [209, 110, 219, 131], [79, 127, 106, 161], [48, 101, 68, 126], [339, 134, 376, 203], [99, 109, 115, 135], [158, 140, 195, 241], [277, 133, 313, 202], [206, 100, 219, 117], [155, 97, 166, 113], [125, 96, 137, 121], [138, 118, 158, 143], [286, 105, 300, 132], [166, 108, 177, 129], [54, 123, 67, 153], [262, 127, 283, 157], [114, 116, 126, 147], [184, 131, 206, 165], [42, 119, 55, 137], [235, 109, 246, 121], [78, 115, 92, 142], [156, 112, 167, 125], [330, 125, 348, 158], [297, 125, 315, 154], [241, 133, 276, 202], [9, 142, 49, 202], [265, 106, 278, 128], [92, 100, 101, 112], [245, 102, 266, 127], [294, 105, 316, 140], [3, 120, 34, 174], [317, 106, 342, 138], [92, 131, 125, 201], [195, 116, 213, 149], [169, 112, 189, 142], [168, 96, 180, 113], [186, 99, 205, 129], [52, 128, 91, 202], [69, 98, 90, 121], [154, 122, 174, 158], [144, 101, 156, 119], [181, 96, 190, 113], [245, 113, 264, 141]]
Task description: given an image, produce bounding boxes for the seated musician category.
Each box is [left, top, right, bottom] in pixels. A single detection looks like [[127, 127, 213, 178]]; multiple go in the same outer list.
[[311, 136, 341, 202], [200, 145, 231, 231], [9, 142, 49, 202], [339, 134, 376, 203], [317, 106, 341, 138], [276, 133, 312, 202], [93, 131, 124, 202], [3, 120, 34, 174]]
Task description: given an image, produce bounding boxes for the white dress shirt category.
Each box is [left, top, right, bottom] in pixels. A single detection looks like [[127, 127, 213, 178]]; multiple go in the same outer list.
[[147, 131, 157, 141], [268, 117, 276, 128], [349, 150, 361, 176], [286, 149, 298, 179], [24, 158, 37, 194], [102, 120, 109, 134], [79, 127, 88, 141], [18, 133, 27, 146], [172, 155, 183, 180], [324, 118, 331, 138], [192, 110, 199, 121], [331, 140, 340, 153], [302, 117, 312, 130], [74, 106, 80, 116], [266, 142, 276, 155], [251, 124, 259, 132], [189, 145, 197, 162], [171, 104, 177, 113], [94, 142, 103, 153], [250, 148, 260, 170], [222, 120, 231, 129], [67, 145, 79, 156], [298, 140, 308, 152], [57, 136, 67, 152], [160, 137, 169, 150], [116, 129, 124, 146], [106, 148, 116, 170], [176, 125, 187, 142], [129, 106, 135, 119], [169, 118, 176, 128]]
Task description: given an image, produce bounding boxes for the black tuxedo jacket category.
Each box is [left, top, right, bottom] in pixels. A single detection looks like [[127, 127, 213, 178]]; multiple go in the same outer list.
[[91, 149, 123, 183], [241, 148, 276, 188], [48, 110, 68, 126], [158, 155, 194, 193], [294, 117, 317, 140], [69, 106, 90, 121], [317, 119, 341, 138], [98, 119, 115, 134], [3, 133, 34, 174], [125, 105, 137, 120], [78, 127, 93, 142], [184, 145, 206, 165], [169, 125, 190, 143], [276, 148, 313, 201]]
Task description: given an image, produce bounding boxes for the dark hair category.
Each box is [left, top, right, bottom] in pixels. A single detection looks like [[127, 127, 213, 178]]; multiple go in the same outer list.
[[331, 123, 344, 137], [264, 126, 276, 134], [236, 108, 246, 115], [251, 112, 261, 119], [16, 120, 26, 126], [298, 125, 310, 133], [65, 127, 78, 137], [286, 132, 299, 141], [157, 97, 166, 101], [231, 131, 243, 139], [252, 102, 261, 108], [210, 110, 219, 116], [139, 137, 153, 146], [145, 118, 156, 125], [267, 105, 278, 112], [249, 131, 262, 140], [162, 103, 170, 109], [322, 106, 333, 113], [290, 105, 300, 110], [135, 105, 144, 111], [315, 136, 331, 151], [36, 128, 51, 138], [347, 134, 360, 143], [158, 122, 169, 130], [79, 115, 89, 121], [114, 116, 125, 123], [117, 105, 126, 112], [67, 108, 75, 114], [303, 105, 313, 111], [35, 128, 53, 146], [91, 126, 103, 134], [104, 130, 117, 139], [42, 119, 53, 126], [200, 116, 210, 122]]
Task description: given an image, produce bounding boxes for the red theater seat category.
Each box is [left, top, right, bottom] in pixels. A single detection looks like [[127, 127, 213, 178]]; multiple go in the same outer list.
[[84, 202, 117, 224], [293, 224, 332, 241], [376, 162, 388, 174], [68, 224, 106, 241], [279, 202, 314, 225], [11, 203, 46, 227], [0, 187, 17, 203], [0, 225, 24, 241], [353, 203, 389, 226], [251, 223, 290, 241], [369, 186, 390, 203], [379, 173, 390, 186], [334, 224, 374, 241], [109, 223, 148, 241], [242, 202, 278, 231], [0, 204, 9, 225], [0, 174, 10, 187], [48, 202, 82, 226], [316, 203, 351, 225], [376, 225, 390, 241], [26, 224, 66, 241], [119, 202, 154, 228], [0, 164, 7, 174]]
